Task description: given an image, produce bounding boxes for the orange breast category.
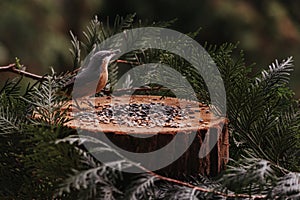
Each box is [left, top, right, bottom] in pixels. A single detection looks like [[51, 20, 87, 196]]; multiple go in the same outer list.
[[96, 70, 108, 93]]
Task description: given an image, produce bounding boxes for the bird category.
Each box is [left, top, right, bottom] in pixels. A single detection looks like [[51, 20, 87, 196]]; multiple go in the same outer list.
[[64, 49, 120, 99]]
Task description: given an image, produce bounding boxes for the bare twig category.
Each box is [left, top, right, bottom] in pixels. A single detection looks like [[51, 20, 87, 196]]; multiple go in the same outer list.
[[116, 59, 140, 65], [0, 59, 140, 81], [0, 63, 44, 80]]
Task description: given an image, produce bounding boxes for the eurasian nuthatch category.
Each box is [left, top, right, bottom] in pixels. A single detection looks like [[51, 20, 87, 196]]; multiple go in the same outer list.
[[65, 49, 120, 98]]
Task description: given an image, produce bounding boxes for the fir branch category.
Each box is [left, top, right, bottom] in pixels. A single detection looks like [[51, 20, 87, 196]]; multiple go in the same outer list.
[[125, 174, 157, 200], [0, 77, 23, 99], [70, 31, 81, 70], [56, 167, 122, 197], [82, 15, 102, 54], [159, 185, 209, 200], [0, 77, 29, 134], [222, 158, 300, 200], [245, 106, 300, 170], [21, 68, 72, 125], [74, 147, 99, 169], [269, 172, 300, 199], [221, 158, 275, 195], [56, 135, 268, 199], [112, 13, 136, 33], [144, 169, 266, 199], [223, 56, 299, 170], [0, 105, 21, 135], [108, 61, 119, 90], [56, 135, 128, 198], [255, 56, 294, 87]]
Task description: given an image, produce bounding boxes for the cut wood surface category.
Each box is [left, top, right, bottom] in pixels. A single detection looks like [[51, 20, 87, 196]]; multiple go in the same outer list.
[[65, 95, 229, 177]]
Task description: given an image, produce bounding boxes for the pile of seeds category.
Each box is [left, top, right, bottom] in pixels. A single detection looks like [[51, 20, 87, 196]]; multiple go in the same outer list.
[[74, 102, 199, 128]]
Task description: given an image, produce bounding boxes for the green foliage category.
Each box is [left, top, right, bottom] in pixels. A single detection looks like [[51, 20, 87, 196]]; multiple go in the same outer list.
[[269, 172, 300, 199], [221, 158, 275, 194], [0, 77, 31, 197], [229, 52, 298, 169], [125, 175, 157, 200], [0, 15, 299, 200], [19, 125, 80, 199], [22, 68, 71, 125], [156, 175, 226, 199], [69, 14, 140, 91], [205, 43, 300, 170], [0, 71, 79, 199], [69, 31, 81, 70], [0, 78, 25, 134], [69, 14, 178, 93]]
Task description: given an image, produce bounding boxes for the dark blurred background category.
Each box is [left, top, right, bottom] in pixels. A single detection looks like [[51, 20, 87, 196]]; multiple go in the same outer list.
[[0, 0, 300, 97]]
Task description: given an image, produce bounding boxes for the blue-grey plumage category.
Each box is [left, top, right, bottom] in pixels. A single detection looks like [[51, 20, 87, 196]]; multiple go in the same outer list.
[[66, 49, 120, 98]]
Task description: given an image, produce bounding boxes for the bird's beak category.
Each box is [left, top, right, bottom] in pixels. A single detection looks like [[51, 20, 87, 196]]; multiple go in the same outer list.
[[109, 49, 121, 64], [110, 49, 121, 58]]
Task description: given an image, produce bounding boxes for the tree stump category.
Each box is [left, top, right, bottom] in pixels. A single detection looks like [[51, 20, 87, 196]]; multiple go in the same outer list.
[[66, 95, 229, 177]]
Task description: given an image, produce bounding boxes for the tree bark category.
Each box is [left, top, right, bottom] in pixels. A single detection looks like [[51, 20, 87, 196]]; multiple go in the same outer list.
[[66, 95, 229, 177]]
